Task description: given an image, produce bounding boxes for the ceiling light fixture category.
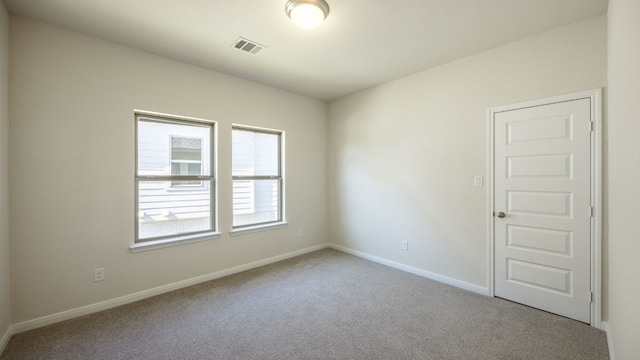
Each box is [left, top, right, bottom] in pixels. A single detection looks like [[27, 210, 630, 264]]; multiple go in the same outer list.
[[285, 0, 330, 30]]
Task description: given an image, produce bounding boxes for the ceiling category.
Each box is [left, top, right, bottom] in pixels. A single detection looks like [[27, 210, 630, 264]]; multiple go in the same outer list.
[[3, 0, 608, 101]]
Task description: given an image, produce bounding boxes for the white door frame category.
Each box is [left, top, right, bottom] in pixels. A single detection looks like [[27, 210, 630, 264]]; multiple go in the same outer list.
[[486, 88, 602, 328]]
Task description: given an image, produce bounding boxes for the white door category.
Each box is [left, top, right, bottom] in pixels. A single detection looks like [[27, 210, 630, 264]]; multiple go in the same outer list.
[[494, 98, 592, 323]]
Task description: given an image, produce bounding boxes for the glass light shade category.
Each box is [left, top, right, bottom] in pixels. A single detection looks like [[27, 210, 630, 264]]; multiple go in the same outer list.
[[286, 0, 329, 30]]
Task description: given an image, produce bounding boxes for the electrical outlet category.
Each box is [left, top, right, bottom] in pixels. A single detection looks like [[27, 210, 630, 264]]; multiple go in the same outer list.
[[94, 268, 105, 282], [298, 228, 303, 238], [474, 175, 483, 187], [401, 240, 408, 251]]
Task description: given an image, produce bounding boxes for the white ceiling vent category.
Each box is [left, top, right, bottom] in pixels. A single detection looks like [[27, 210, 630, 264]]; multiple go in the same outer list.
[[232, 37, 265, 55]]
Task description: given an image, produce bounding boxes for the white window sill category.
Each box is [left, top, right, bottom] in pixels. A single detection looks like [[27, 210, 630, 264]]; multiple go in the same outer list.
[[130, 231, 221, 253], [229, 222, 288, 237]]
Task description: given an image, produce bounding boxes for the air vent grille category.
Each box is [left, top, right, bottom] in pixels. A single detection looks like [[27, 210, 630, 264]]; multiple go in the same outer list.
[[232, 37, 265, 55]]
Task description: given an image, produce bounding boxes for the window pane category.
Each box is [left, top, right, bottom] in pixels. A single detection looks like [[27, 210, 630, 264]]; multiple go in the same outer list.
[[187, 163, 201, 175], [138, 120, 210, 176], [138, 180, 212, 240], [232, 129, 279, 176], [232, 179, 255, 215], [232, 179, 280, 227], [172, 138, 202, 158], [171, 162, 202, 186]]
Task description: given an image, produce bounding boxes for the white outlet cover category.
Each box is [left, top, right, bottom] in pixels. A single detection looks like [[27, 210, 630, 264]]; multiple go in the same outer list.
[[94, 268, 105, 282], [474, 175, 483, 187]]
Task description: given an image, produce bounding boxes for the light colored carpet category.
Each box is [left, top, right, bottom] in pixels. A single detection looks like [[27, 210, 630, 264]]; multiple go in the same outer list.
[[1, 248, 609, 359]]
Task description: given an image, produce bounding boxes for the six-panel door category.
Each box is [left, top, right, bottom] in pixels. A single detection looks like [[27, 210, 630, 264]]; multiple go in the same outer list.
[[494, 98, 592, 323]]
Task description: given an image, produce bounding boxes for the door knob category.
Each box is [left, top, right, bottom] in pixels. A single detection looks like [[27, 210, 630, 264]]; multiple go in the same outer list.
[[497, 212, 506, 218]]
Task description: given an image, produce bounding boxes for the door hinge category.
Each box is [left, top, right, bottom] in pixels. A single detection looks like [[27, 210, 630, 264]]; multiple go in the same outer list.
[[589, 121, 594, 132], [588, 291, 594, 303], [590, 206, 595, 218]]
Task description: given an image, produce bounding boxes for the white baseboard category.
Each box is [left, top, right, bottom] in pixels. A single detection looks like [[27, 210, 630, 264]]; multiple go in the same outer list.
[[0, 324, 13, 355], [0, 327, 9, 353], [10, 243, 490, 336], [600, 321, 615, 360], [328, 243, 489, 296], [11, 243, 329, 335]]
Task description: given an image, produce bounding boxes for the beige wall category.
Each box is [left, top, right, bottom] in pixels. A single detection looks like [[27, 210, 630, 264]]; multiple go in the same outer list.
[[9, 15, 328, 323], [0, 0, 11, 343], [607, 0, 640, 358], [329, 15, 606, 290]]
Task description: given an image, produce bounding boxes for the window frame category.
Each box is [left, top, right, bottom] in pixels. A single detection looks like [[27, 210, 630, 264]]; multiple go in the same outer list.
[[231, 125, 286, 233], [133, 111, 219, 251]]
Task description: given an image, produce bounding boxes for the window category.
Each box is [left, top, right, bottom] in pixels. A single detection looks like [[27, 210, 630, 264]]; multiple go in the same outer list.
[[171, 137, 202, 186], [135, 112, 216, 244], [232, 126, 283, 229]]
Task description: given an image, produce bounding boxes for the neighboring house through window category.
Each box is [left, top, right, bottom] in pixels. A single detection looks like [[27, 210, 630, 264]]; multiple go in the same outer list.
[[171, 136, 203, 186], [135, 112, 216, 243], [232, 126, 284, 228]]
